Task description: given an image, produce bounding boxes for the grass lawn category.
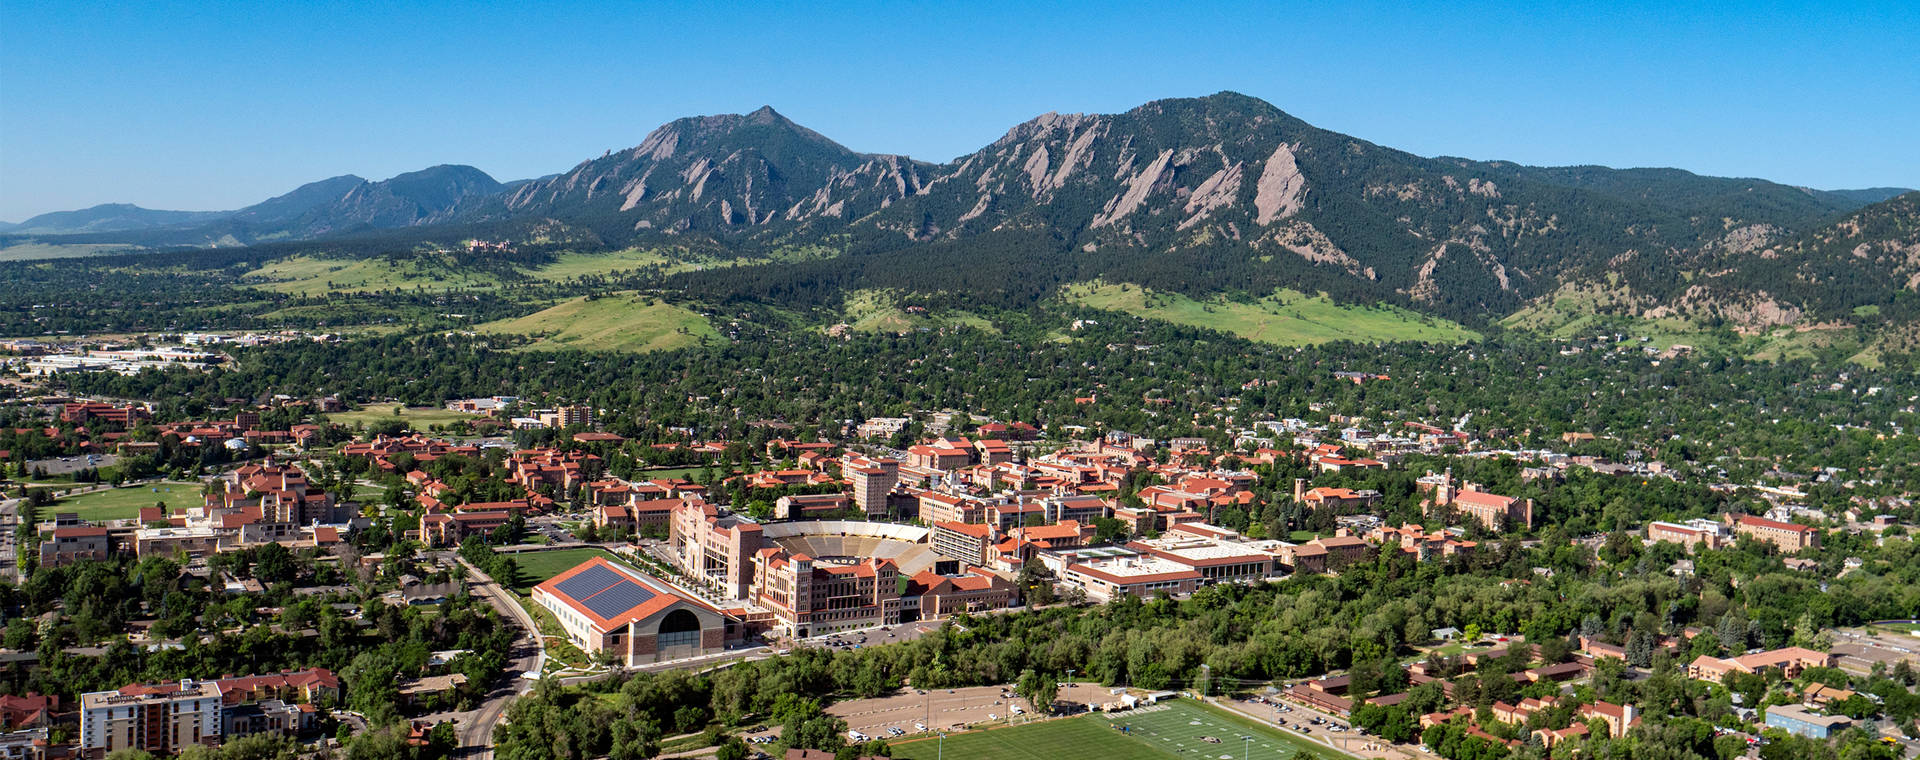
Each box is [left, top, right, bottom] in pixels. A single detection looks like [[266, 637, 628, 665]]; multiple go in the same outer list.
[[635, 466, 718, 481], [503, 547, 646, 593], [515, 595, 594, 670], [49, 481, 203, 522], [329, 406, 478, 431], [892, 700, 1331, 760], [477, 294, 719, 353], [1064, 281, 1477, 346]]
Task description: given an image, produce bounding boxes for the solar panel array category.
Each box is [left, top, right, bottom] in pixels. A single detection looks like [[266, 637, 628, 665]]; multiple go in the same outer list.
[[553, 563, 661, 620], [581, 580, 657, 619], [553, 565, 622, 601]]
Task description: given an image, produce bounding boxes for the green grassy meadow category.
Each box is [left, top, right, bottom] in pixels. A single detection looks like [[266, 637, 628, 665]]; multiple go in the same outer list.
[[1064, 281, 1478, 346], [840, 289, 996, 335], [478, 294, 719, 352], [244, 255, 503, 295]]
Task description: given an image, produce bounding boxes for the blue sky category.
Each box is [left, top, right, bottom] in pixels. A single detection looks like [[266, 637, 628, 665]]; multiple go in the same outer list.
[[2, 1, 1916, 221]]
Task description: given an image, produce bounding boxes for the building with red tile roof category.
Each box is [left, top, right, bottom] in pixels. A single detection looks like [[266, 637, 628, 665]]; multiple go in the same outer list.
[[1731, 514, 1821, 552], [532, 556, 730, 666]]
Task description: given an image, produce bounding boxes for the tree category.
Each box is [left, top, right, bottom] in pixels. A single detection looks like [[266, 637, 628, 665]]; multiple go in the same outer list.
[[253, 542, 295, 584], [715, 737, 749, 760], [1016, 562, 1056, 606], [1016, 668, 1059, 713]]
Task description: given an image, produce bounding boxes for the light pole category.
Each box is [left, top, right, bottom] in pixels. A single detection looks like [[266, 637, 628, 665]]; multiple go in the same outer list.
[[937, 731, 945, 760], [1242, 735, 1252, 760], [1065, 668, 1076, 711]]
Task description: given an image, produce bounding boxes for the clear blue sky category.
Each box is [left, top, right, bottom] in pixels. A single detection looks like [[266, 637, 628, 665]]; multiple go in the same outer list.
[[3, 1, 1916, 221]]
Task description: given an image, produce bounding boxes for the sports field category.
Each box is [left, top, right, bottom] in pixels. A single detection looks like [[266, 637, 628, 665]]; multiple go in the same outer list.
[[891, 700, 1331, 760], [47, 481, 203, 522], [500, 547, 658, 593]]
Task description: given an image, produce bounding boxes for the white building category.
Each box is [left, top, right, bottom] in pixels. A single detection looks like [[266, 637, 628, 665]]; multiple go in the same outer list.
[[80, 680, 224, 757]]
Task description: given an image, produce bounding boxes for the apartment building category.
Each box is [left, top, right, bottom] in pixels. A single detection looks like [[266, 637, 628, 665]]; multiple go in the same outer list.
[[1646, 519, 1728, 551], [844, 456, 899, 518], [79, 680, 223, 758], [40, 526, 110, 567], [931, 521, 995, 566], [1731, 514, 1820, 552]]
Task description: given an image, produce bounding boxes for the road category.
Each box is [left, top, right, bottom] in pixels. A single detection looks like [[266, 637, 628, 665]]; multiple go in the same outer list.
[[452, 556, 544, 760], [0, 496, 19, 582]]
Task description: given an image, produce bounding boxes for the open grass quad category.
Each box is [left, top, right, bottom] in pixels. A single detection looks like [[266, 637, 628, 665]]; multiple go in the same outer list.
[[44, 481, 204, 522], [327, 405, 479, 431], [499, 547, 639, 593], [890, 699, 1332, 760]]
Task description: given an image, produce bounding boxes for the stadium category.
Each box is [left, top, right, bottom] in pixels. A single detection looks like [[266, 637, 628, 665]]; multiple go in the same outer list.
[[758, 519, 946, 575]]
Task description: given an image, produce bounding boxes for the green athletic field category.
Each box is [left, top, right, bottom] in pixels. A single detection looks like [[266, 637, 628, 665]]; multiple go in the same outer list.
[[889, 699, 1333, 760]]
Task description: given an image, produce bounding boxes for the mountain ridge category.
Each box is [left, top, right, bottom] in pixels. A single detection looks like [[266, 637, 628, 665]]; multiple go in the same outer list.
[[7, 92, 1915, 337]]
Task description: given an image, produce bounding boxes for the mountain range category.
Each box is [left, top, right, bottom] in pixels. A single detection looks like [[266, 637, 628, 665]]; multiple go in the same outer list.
[[6, 92, 1914, 331], [0, 164, 505, 241]]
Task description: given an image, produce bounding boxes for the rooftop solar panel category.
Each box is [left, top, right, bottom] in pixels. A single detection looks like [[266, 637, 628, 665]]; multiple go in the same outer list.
[[581, 580, 657, 619], [553, 565, 622, 601]]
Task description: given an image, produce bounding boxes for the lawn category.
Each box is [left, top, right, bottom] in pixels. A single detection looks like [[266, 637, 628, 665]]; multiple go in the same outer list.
[[328, 406, 478, 431], [892, 700, 1332, 760], [1064, 281, 1478, 346], [634, 466, 718, 482], [49, 481, 203, 522], [477, 294, 719, 353], [503, 547, 638, 593]]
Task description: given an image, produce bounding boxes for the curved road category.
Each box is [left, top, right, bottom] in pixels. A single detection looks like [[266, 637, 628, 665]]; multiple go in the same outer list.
[[452, 556, 544, 760]]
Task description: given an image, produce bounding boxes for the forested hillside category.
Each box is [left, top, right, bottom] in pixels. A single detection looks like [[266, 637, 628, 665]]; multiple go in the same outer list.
[[5, 93, 1916, 350]]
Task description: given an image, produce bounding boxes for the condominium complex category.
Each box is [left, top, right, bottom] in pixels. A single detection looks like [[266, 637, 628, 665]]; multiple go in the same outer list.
[[79, 680, 223, 758]]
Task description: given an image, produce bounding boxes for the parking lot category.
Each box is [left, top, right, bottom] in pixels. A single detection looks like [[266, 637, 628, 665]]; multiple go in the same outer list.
[[827, 684, 1032, 737], [807, 620, 943, 651], [26, 454, 118, 475]]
